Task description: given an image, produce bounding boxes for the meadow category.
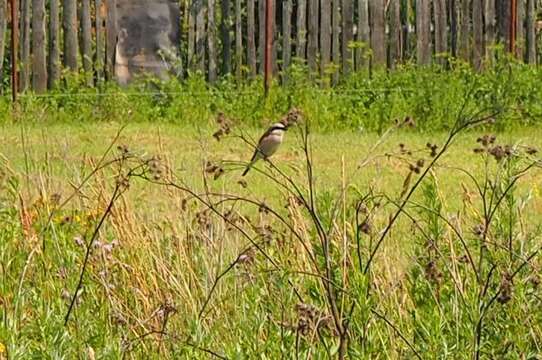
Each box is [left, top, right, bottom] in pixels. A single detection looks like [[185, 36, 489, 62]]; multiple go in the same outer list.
[[1, 61, 542, 359]]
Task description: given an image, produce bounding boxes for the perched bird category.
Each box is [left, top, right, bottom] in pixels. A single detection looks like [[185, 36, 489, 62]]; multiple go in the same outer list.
[[242, 121, 289, 176]]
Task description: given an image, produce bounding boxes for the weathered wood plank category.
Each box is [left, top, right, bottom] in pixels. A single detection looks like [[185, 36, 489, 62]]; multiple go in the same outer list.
[[105, 0, 117, 79], [331, 0, 340, 84], [516, 0, 525, 59], [356, 0, 369, 70], [63, 0, 79, 71], [296, 0, 307, 59], [188, 0, 195, 70], [526, 0, 536, 63], [485, 0, 496, 60], [370, 0, 386, 67], [307, 0, 319, 71], [0, 0, 7, 93], [235, 0, 242, 79], [32, 0, 47, 92], [258, 0, 265, 72], [459, 0, 471, 61], [208, 0, 218, 82], [221, 0, 231, 74], [416, 0, 431, 65], [341, 0, 353, 73], [449, 0, 458, 57], [389, 0, 402, 68], [473, 0, 484, 69], [81, 0, 93, 85], [247, 0, 257, 76], [433, 0, 448, 64], [320, 0, 331, 74], [20, 0, 31, 89], [282, 0, 292, 80], [95, 0, 104, 83], [497, 0, 510, 48], [195, 0, 206, 72]]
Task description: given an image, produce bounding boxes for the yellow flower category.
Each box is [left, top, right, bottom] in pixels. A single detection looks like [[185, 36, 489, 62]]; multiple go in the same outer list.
[[0, 342, 6, 353]]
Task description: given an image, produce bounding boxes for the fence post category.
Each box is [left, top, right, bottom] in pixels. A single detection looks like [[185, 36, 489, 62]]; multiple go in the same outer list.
[[32, 0, 47, 92], [264, 0, 273, 94], [10, 0, 17, 102]]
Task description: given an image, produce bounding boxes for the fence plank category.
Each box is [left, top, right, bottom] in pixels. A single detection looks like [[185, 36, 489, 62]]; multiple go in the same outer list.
[[497, 0, 510, 47], [449, 0, 458, 57], [434, 0, 447, 64], [357, 0, 369, 70], [320, 0, 331, 74], [459, 0, 471, 61], [221, 0, 231, 74], [526, 0, 536, 63], [195, 0, 205, 72], [235, 0, 242, 79], [516, 0, 525, 59], [247, 0, 257, 76], [370, 0, 386, 66], [389, 0, 402, 68], [473, 0, 484, 68], [331, 0, 340, 84], [296, 0, 307, 59], [258, 0, 265, 71], [188, 1, 195, 69], [0, 0, 7, 93], [48, 0, 60, 87], [208, 0, 218, 82], [20, 0, 30, 90], [105, 0, 116, 79], [63, 0, 79, 71], [81, 0, 93, 85], [485, 0, 496, 60], [341, 0, 353, 73], [282, 0, 292, 79], [95, 0, 104, 83], [307, 0, 319, 71], [32, 0, 47, 92], [416, 0, 431, 65]]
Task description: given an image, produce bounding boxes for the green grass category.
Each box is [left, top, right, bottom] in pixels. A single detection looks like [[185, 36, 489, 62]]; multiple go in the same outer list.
[[1, 118, 542, 358], [2, 55, 542, 132]]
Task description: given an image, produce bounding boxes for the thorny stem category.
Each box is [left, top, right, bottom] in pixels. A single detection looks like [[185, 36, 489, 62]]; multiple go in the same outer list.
[[64, 185, 123, 325]]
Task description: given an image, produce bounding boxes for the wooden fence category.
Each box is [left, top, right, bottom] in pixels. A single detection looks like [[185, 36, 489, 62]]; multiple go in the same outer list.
[[0, 0, 541, 94]]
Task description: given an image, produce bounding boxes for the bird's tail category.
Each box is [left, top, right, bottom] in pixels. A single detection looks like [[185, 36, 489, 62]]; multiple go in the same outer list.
[[242, 162, 253, 176]]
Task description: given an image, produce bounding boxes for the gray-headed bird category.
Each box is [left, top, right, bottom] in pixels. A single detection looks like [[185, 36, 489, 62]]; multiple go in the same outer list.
[[242, 121, 289, 176]]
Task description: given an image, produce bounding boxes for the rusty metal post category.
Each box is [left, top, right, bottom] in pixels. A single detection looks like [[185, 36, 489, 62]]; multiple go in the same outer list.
[[264, 0, 273, 95], [10, 0, 18, 102], [509, 0, 517, 54]]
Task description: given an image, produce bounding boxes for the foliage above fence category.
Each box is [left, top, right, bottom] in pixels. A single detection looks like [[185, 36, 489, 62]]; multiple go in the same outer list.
[[0, 0, 541, 94]]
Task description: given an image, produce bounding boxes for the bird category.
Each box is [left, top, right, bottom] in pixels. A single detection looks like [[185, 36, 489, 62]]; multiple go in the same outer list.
[[242, 121, 289, 176]]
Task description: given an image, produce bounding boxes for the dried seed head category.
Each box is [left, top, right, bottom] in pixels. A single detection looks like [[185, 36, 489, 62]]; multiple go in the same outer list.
[[489, 145, 506, 161], [358, 220, 372, 235], [416, 159, 425, 168], [237, 179, 248, 188], [497, 273, 513, 305], [212, 129, 224, 141], [258, 202, 270, 214], [472, 224, 485, 237], [425, 261, 443, 284], [213, 167, 224, 180]]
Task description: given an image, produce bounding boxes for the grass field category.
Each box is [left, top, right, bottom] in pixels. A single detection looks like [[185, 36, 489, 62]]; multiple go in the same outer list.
[[1, 114, 542, 359]]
